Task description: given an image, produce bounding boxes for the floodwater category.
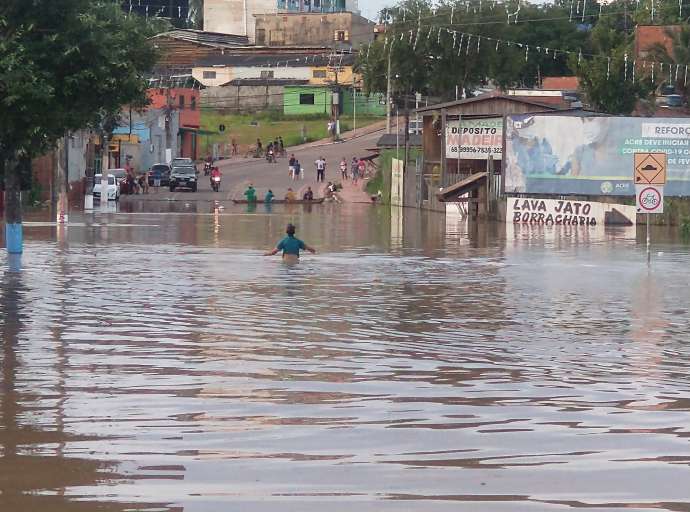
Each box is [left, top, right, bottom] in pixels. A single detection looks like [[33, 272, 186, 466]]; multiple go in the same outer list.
[[2, 203, 690, 512]]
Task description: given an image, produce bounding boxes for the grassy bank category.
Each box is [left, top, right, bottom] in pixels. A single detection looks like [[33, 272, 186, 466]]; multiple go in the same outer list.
[[199, 111, 383, 156], [367, 149, 421, 204]]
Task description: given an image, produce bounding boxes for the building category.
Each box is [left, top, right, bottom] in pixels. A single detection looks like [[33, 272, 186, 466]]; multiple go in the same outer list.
[[254, 11, 374, 47], [204, 1, 369, 43], [635, 25, 680, 59], [413, 92, 573, 214], [283, 85, 386, 116], [192, 51, 357, 87], [204, 0, 276, 42], [112, 109, 182, 172], [148, 87, 201, 160], [150, 29, 250, 73], [126, 0, 190, 27]]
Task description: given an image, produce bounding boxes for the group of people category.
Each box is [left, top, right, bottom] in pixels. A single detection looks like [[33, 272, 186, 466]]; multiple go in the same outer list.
[[339, 157, 366, 184], [243, 184, 316, 203]]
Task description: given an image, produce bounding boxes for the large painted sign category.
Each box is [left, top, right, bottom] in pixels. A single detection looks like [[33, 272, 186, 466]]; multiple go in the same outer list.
[[508, 197, 637, 226], [505, 115, 690, 196], [446, 117, 503, 160]]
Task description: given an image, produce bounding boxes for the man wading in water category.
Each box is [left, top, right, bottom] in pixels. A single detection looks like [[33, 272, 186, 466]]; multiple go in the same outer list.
[[264, 224, 316, 263]]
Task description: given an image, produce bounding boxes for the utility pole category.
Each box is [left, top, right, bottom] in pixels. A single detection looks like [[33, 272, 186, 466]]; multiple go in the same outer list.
[[353, 73, 357, 137], [386, 50, 392, 134], [165, 83, 173, 164]]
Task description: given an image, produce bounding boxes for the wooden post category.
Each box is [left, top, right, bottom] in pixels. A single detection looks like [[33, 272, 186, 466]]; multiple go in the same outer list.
[[440, 109, 447, 189]]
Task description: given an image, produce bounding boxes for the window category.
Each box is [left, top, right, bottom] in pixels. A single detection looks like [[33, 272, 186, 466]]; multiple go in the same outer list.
[[179, 95, 185, 108], [312, 69, 327, 78], [335, 30, 348, 41], [203, 70, 217, 79], [260, 70, 275, 79], [191, 96, 197, 110], [299, 93, 315, 105]]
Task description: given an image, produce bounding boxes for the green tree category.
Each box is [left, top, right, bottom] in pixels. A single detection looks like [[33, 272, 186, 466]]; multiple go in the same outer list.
[[0, 0, 157, 253], [645, 25, 690, 99]]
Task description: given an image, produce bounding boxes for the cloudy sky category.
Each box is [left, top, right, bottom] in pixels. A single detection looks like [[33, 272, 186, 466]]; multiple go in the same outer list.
[[360, 0, 393, 20]]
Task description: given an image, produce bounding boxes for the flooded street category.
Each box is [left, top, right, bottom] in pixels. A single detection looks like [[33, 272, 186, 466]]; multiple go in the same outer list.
[[2, 204, 690, 511]]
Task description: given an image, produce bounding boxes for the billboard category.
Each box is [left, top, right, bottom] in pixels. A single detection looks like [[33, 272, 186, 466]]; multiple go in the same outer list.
[[508, 197, 637, 226], [505, 115, 690, 196], [446, 117, 503, 160]]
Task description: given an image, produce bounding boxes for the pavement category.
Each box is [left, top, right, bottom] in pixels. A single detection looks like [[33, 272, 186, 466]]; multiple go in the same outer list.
[[122, 124, 385, 204]]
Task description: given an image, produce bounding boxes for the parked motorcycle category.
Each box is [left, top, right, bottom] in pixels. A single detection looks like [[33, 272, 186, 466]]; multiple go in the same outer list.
[[211, 175, 221, 192]]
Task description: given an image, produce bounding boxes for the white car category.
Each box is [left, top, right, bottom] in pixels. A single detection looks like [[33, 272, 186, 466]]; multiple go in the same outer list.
[[93, 174, 120, 201]]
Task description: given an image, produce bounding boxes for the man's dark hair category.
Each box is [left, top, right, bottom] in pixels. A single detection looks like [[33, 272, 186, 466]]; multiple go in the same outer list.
[[286, 224, 296, 236]]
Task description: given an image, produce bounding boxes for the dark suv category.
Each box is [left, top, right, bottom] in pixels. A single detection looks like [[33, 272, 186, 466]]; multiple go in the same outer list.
[[169, 165, 198, 192], [148, 163, 171, 186]]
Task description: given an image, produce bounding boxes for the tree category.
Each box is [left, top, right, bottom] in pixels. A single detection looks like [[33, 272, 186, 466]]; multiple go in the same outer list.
[[0, 0, 157, 253], [574, 15, 651, 114]]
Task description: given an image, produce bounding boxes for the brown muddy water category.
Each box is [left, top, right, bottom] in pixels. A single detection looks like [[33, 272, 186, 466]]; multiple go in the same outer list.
[[1, 202, 690, 512]]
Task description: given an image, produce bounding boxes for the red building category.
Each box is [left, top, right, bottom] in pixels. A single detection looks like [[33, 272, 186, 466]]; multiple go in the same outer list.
[[148, 87, 201, 160]]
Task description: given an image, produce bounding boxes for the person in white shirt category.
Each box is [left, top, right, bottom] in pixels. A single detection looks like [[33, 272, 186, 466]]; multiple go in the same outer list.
[[315, 157, 326, 182]]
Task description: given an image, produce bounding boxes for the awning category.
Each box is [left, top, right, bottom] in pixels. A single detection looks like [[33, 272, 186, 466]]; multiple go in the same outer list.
[[436, 172, 487, 202]]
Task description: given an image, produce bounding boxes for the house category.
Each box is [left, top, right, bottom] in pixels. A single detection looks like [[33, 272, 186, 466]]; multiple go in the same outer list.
[[254, 11, 374, 47], [635, 25, 681, 59], [414, 92, 579, 214], [192, 51, 357, 87], [148, 86, 201, 160], [150, 29, 250, 73], [541, 76, 579, 91]]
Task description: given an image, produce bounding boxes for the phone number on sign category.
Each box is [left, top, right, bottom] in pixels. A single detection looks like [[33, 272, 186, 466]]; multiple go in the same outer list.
[[449, 146, 502, 154]]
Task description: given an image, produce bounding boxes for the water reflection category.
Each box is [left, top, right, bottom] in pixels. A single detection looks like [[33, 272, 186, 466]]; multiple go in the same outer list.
[[1, 205, 690, 511]]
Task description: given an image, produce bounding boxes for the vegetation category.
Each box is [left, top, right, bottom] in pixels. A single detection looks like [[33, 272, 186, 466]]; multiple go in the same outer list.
[[0, 0, 158, 245], [359, 0, 690, 115], [199, 111, 384, 155]]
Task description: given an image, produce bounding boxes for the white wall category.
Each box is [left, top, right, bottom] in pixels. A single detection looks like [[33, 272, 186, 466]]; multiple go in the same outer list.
[[204, 0, 276, 42], [192, 66, 234, 87]]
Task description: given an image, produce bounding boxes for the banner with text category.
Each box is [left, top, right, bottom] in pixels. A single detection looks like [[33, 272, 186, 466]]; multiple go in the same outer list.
[[446, 117, 503, 160], [505, 115, 690, 196], [508, 197, 637, 226]]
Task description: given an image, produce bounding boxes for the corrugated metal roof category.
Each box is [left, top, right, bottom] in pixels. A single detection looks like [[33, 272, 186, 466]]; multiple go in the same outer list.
[[376, 134, 422, 148], [220, 78, 310, 87], [152, 30, 250, 49], [415, 91, 560, 113], [197, 52, 356, 68]]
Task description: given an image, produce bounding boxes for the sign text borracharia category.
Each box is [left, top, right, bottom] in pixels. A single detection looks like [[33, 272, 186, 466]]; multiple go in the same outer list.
[[508, 198, 637, 226]]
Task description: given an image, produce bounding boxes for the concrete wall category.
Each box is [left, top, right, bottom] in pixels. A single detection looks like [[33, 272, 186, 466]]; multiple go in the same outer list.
[[284, 86, 330, 115], [254, 12, 374, 47], [202, 84, 285, 113], [204, 0, 276, 42], [112, 109, 180, 172]]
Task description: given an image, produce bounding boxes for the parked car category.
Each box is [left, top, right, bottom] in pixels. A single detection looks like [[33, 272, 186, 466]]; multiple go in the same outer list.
[[148, 163, 171, 186], [93, 174, 120, 201], [172, 157, 193, 166], [657, 94, 684, 108], [169, 165, 198, 192]]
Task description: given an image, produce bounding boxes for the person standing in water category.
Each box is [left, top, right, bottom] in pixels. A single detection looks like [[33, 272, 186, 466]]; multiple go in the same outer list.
[[244, 183, 257, 202], [264, 224, 316, 261]]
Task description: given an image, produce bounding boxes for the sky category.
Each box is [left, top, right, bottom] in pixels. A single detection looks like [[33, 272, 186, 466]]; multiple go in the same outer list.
[[360, 0, 393, 20]]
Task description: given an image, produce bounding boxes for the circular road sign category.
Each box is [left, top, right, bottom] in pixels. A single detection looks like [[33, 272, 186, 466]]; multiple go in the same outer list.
[[638, 186, 662, 212]]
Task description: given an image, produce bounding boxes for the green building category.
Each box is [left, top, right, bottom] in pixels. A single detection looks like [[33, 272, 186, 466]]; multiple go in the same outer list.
[[284, 86, 331, 116], [284, 85, 387, 117]]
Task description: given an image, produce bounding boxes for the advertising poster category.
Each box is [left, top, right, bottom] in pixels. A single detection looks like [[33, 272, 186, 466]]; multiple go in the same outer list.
[[446, 117, 503, 160], [505, 115, 690, 196]]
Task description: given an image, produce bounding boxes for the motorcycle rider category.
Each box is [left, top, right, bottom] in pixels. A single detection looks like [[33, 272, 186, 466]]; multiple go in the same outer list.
[[210, 166, 222, 191]]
